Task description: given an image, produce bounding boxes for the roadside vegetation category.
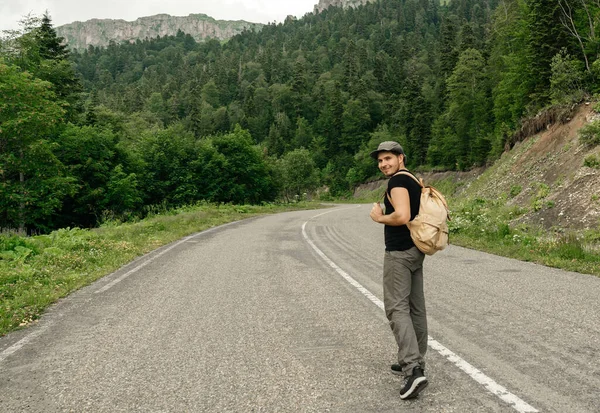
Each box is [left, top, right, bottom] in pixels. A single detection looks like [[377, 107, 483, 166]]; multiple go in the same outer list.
[[446, 192, 600, 277], [0, 201, 323, 337]]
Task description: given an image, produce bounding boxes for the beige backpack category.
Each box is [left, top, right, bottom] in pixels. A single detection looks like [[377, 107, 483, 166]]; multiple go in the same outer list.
[[386, 171, 450, 255]]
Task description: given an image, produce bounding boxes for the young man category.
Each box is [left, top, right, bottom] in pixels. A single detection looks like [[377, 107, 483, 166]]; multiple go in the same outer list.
[[369, 141, 428, 400]]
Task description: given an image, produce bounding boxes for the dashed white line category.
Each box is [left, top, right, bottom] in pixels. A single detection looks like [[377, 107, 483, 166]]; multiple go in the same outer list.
[[95, 221, 238, 294], [0, 324, 49, 363], [302, 208, 539, 413], [1, 221, 240, 364]]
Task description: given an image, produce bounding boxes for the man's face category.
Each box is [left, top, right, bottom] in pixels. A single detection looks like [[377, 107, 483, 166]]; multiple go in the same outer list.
[[377, 151, 403, 177]]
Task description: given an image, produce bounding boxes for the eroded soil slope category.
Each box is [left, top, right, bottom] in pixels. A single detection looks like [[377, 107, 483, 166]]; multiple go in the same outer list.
[[455, 103, 600, 230]]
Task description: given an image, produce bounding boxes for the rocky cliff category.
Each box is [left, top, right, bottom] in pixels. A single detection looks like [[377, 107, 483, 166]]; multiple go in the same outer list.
[[314, 0, 374, 13], [56, 14, 264, 51]]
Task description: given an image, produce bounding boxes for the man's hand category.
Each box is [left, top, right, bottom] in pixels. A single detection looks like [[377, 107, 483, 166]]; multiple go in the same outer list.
[[370, 202, 383, 223]]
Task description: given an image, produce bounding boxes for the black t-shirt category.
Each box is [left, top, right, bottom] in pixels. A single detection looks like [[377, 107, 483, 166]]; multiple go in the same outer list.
[[383, 171, 422, 251]]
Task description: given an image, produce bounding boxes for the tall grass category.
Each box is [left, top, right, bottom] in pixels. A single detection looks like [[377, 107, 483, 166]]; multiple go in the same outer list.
[[448, 196, 600, 276]]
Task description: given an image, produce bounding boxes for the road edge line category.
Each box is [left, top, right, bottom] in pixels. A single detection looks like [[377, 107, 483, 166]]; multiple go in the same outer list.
[[301, 210, 539, 413]]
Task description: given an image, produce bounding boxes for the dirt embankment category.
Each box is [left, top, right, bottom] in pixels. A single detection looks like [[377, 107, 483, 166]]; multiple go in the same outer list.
[[355, 103, 600, 231]]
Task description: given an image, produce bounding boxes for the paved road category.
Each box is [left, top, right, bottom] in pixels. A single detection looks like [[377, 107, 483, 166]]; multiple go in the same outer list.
[[1, 205, 599, 412]]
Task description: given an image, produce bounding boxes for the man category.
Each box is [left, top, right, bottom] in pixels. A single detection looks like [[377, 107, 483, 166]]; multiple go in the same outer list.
[[369, 141, 428, 400]]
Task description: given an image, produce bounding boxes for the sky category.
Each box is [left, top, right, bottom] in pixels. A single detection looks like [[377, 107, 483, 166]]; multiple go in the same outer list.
[[0, 0, 320, 32]]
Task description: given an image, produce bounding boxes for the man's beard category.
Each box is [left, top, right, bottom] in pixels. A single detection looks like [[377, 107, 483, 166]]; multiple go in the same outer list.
[[384, 166, 400, 177]]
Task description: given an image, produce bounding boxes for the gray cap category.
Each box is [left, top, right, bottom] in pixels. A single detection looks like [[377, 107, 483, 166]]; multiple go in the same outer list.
[[369, 141, 406, 160]]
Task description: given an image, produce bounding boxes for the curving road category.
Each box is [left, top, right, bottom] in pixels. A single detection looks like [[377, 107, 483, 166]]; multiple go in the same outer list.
[[1, 205, 599, 412]]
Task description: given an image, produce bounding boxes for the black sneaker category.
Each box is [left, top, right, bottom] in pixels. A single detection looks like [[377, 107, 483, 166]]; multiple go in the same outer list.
[[392, 362, 425, 376], [399, 367, 428, 400], [391, 364, 403, 376]]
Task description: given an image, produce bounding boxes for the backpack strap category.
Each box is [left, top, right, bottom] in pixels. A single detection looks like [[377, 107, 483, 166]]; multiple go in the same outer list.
[[392, 170, 424, 188], [385, 170, 451, 220], [383, 170, 422, 204]]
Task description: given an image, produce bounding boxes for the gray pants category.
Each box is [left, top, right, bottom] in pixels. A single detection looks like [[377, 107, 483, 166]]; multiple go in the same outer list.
[[383, 247, 427, 375]]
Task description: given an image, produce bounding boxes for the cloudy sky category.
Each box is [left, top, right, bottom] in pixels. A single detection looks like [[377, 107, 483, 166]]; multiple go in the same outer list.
[[0, 0, 320, 32]]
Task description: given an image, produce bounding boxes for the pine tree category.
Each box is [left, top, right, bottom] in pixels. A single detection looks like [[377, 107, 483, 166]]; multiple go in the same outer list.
[[526, 0, 571, 105], [37, 13, 69, 60], [30, 13, 82, 120], [440, 15, 460, 78]]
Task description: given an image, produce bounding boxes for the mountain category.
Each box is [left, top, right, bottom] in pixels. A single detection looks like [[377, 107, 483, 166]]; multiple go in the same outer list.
[[55, 14, 264, 51], [55, 1, 372, 51], [314, 0, 373, 13]]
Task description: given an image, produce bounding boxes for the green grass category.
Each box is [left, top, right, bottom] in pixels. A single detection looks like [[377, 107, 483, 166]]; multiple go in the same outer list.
[[0, 201, 325, 337], [447, 197, 600, 276]]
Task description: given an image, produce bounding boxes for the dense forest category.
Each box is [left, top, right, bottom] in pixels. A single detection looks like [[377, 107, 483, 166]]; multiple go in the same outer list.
[[1, 0, 599, 233]]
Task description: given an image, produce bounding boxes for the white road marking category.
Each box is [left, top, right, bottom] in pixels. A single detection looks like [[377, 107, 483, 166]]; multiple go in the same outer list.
[[0, 324, 49, 363], [428, 339, 539, 413], [0, 221, 240, 364], [95, 221, 238, 294], [302, 208, 539, 413]]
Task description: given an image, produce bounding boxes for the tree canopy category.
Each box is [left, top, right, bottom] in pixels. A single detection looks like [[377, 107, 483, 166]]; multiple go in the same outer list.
[[1, 0, 598, 232]]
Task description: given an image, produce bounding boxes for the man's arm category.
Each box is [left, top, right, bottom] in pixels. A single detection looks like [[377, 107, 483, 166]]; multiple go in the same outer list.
[[370, 186, 411, 226]]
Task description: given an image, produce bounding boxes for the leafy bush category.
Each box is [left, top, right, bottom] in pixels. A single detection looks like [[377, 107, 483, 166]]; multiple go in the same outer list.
[[583, 154, 600, 168], [531, 183, 550, 211], [318, 192, 333, 201], [550, 49, 584, 104], [535, 183, 550, 199], [0, 234, 40, 257], [276, 148, 320, 202], [509, 185, 522, 198], [497, 223, 511, 238], [579, 120, 600, 147]]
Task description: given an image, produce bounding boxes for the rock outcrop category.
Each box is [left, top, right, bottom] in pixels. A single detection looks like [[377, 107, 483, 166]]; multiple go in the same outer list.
[[314, 0, 374, 13], [56, 14, 264, 51]]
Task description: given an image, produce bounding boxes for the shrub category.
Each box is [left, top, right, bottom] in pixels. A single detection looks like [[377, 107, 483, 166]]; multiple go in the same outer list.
[[579, 120, 600, 147], [531, 183, 550, 211], [509, 185, 522, 198], [550, 49, 584, 104], [497, 223, 511, 238], [535, 183, 550, 199], [318, 192, 333, 201], [277, 148, 320, 202], [0, 234, 39, 256], [583, 154, 600, 168]]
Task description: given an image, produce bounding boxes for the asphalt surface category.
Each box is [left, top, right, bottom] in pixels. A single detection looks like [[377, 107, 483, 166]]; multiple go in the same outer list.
[[1, 205, 599, 412]]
